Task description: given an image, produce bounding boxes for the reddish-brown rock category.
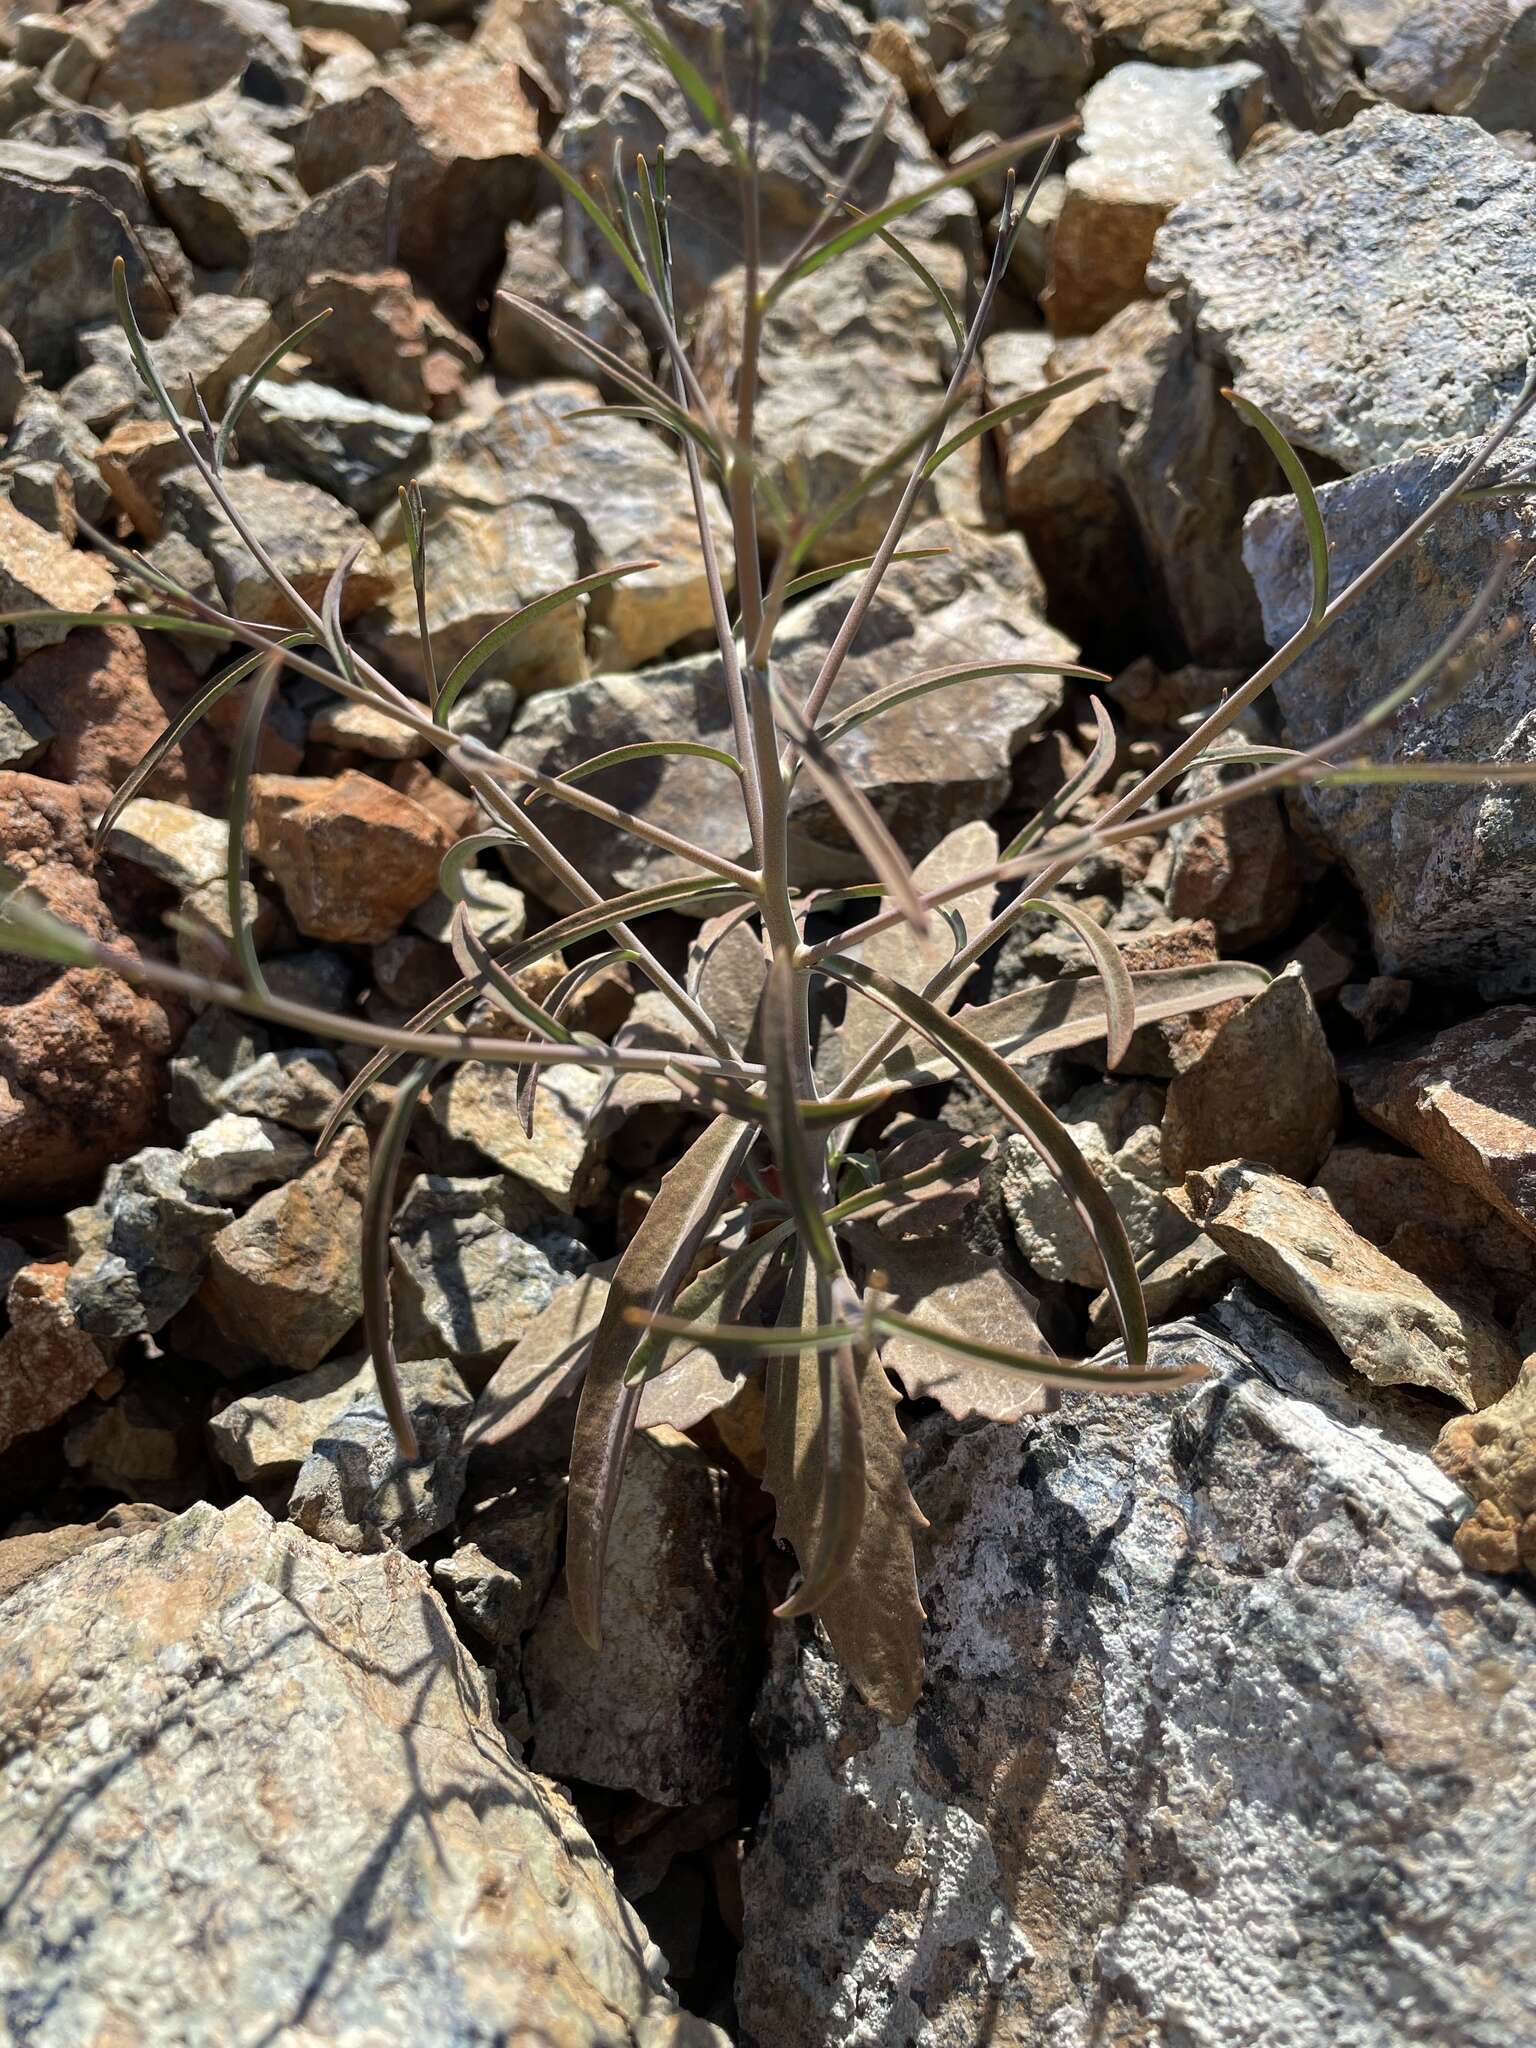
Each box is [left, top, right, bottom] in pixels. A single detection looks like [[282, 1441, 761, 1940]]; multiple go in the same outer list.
[[0, 773, 181, 1202], [1434, 1358, 1536, 1576], [0, 1260, 114, 1452], [10, 621, 225, 814], [289, 270, 481, 419], [1162, 964, 1339, 1182], [253, 768, 452, 944]]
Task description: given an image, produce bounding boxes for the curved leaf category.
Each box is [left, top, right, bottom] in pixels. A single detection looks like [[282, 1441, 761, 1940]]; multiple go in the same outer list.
[[1018, 897, 1136, 1069], [1224, 388, 1329, 626], [822, 954, 1149, 1364], [817, 658, 1109, 752], [566, 1113, 756, 1649], [922, 366, 1106, 477], [360, 1058, 436, 1460], [872, 1308, 1205, 1394], [435, 561, 660, 724], [217, 308, 333, 469]]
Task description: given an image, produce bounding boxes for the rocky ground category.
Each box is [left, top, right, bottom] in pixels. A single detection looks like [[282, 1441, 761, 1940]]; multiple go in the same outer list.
[[1, 0, 1535, 2042]]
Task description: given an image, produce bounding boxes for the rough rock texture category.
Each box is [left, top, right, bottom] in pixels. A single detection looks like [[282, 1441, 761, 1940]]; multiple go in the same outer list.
[[1045, 58, 1265, 336], [1245, 426, 1536, 991], [290, 268, 483, 419], [1165, 737, 1302, 946], [1162, 964, 1340, 1181], [524, 1431, 749, 1808], [196, 1123, 368, 1371], [161, 466, 391, 628], [288, 1354, 473, 1553], [1187, 1160, 1522, 1410], [369, 379, 733, 692], [0, 497, 114, 658], [228, 375, 431, 516], [430, 1059, 608, 1215], [502, 520, 1075, 899], [128, 89, 306, 269], [695, 238, 979, 564], [253, 768, 452, 943], [1153, 108, 1536, 474], [1004, 297, 1276, 667], [553, 0, 960, 307], [64, 1146, 231, 1338], [0, 773, 181, 1203], [1435, 1357, 1536, 1575], [0, 170, 166, 385], [208, 1351, 372, 1485], [0, 1260, 113, 1454], [1346, 1007, 1536, 1240], [739, 1293, 1536, 2046], [0, 1497, 723, 2045]]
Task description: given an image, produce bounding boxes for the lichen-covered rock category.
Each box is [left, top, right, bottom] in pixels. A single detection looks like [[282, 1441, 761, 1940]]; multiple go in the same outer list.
[[1153, 108, 1536, 474], [1435, 1357, 1536, 1575], [739, 1294, 1536, 2047], [288, 1355, 472, 1553], [0, 1496, 723, 2046], [64, 1147, 231, 1339], [524, 1430, 749, 1808], [1245, 425, 1536, 992]]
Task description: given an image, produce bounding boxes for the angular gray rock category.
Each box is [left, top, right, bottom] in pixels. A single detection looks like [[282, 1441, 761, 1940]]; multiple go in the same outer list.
[[1153, 108, 1536, 475], [524, 1430, 749, 1808], [0, 1497, 722, 2046], [161, 465, 391, 627], [1244, 423, 1536, 991], [390, 1172, 593, 1372], [501, 519, 1076, 898], [739, 1293, 1536, 2047], [288, 1354, 473, 1554], [208, 1352, 373, 1485], [179, 1111, 312, 1202], [222, 375, 431, 516], [64, 1147, 231, 1339], [128, 89, 306, 269], [0, 169, 167, 383]]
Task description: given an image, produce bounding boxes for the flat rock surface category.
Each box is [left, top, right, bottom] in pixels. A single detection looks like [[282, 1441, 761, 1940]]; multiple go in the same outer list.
[[0, 1495, 722, 2045], [1154, 107, 1536, 473], [739, 1293, 1536, 2047]]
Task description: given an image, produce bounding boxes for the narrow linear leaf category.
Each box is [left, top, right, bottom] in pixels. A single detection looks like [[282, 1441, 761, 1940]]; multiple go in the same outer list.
[[0, 863, 101, 967], [436, 561, 660, 724], [1018, 897, 1136, 1069], [0, 609, 235, 641], [546, 738, 746, 787], [217, 308, 332, 469], [360, 1058, 435, 1460], [539, 149, 653, 295], [835, 200, 963, 347], [872, 1308, 1205, 1393], [823, 954, 1149, 1364], [613, 1, 747, 166], [778, 547, 950, 607], [763, 953, 838, 1274], [1224, 388, 1329, 626], [1001, 692, 1118, 859], [226, 656, 278, 997], [498, 295, 721, 465], [622, 1215, 797, 1383], [922, 366, 1106, 477], [566, 1113, 756, 1649], [519, 946, 639, 1137]]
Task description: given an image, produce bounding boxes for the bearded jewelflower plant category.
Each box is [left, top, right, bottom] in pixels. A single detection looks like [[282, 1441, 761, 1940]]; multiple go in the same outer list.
[[3, 2, 1534, 1714]]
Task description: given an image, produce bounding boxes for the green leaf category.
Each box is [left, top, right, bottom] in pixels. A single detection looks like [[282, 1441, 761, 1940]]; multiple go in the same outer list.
[[778, 546, 950, 607], [548, 738, 746, 787], [94, 633, 312, 851], [0, 609, 234, 641], [435, 561, 661, 724], [836, 202, 963, 347], [540, 149, 654, 296], [1224, 388, 1329, 626], [1017, 898, 1136, 1070], [360, 1058, 436, 1459], [566, 1113, 756, 1649], [497, 293, 721, 464], [622, 1215, 797, 1382], [821, 954, 1149, 1365], [1000, 692, 1118, 859], [216, 308, 333, 469], [226, 656, 278, 998], [0, 863, 100, 968], [922, 366, 1106, 477], [613, 1, 747, 167], [767, 121, 1070, 303], [872, 1308, 1205, 1395], [113, 255, 181, 429]]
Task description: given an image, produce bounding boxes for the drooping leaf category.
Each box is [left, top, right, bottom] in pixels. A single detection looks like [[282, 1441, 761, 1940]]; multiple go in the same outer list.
[[1000, 693, 1119, 860], [566, 1113, 756, 1649], [359, 1057, 436, 1460], [544, 738, 746, 789], [872, 1307, 1206, 1395], [762, 1255, 926, 1719], [822, 955, 1149, 1364], [922, 366, 1106, 476], [815, 657, 1109, 752], [877, 958, 1272, 1087], [1224, 388, 1329, 625], [538, 149, 653, 296], [769, 1258, 869, 1621], [1017, 897, 1136, 1070]]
